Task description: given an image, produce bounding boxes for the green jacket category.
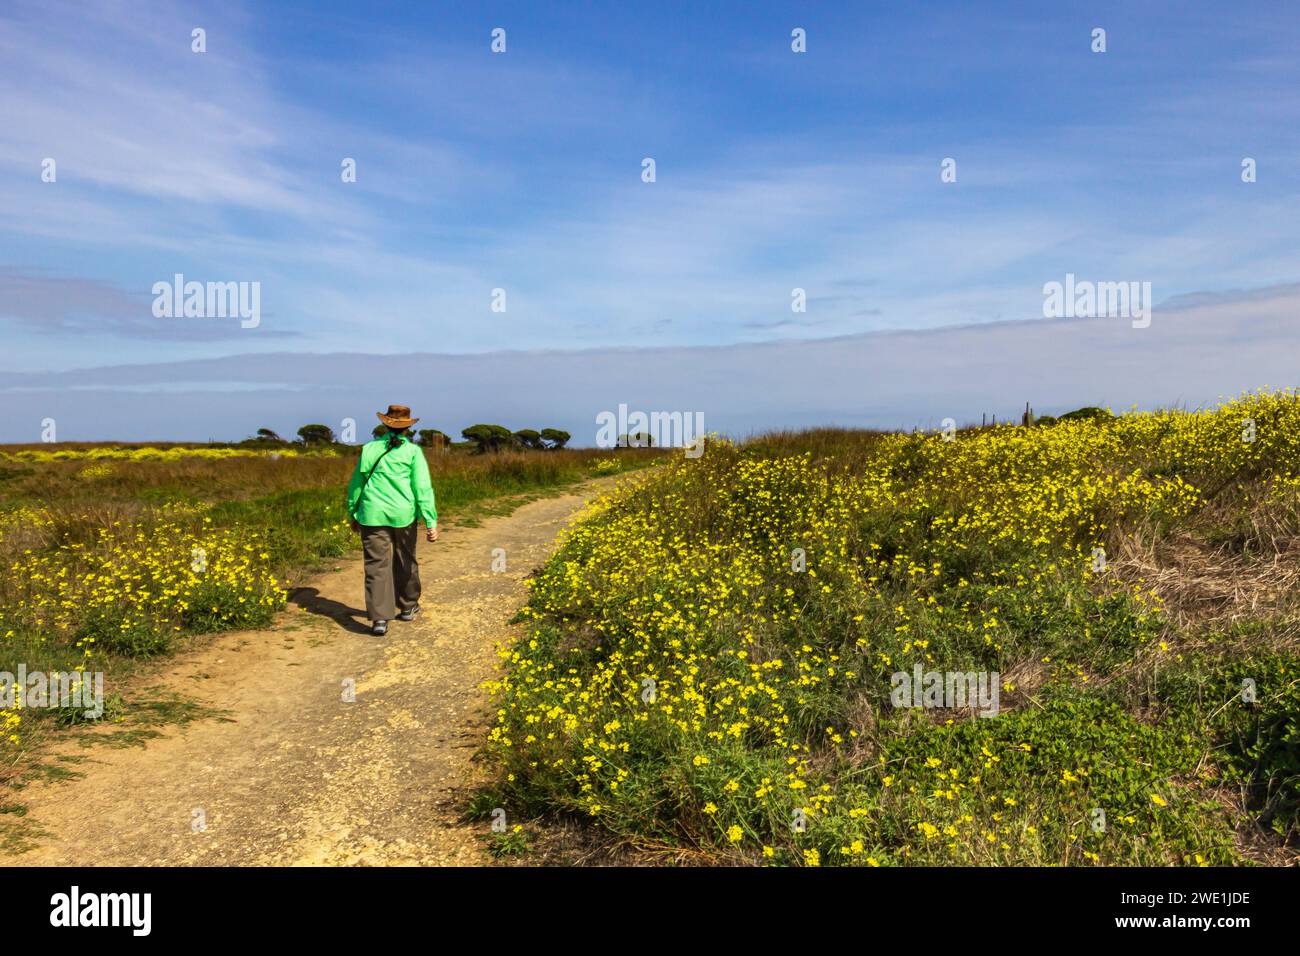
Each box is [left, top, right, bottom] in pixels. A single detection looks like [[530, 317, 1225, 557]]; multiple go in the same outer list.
[[346, 435, 438, 528]]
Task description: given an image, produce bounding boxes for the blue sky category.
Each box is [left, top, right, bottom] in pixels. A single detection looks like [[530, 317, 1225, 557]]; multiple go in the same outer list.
[[1, 0, 1298, 439]]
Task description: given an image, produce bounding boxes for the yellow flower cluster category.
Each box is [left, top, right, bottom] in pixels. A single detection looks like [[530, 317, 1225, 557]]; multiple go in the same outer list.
[[486, 390, 1300, 864], [1, 509, 284, 745], [10, 516, 281, 640], [1, 445, 338, 463]]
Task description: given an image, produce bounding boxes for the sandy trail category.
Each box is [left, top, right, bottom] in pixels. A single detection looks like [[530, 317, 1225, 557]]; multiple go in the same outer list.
[[3, 482, 605, 866]]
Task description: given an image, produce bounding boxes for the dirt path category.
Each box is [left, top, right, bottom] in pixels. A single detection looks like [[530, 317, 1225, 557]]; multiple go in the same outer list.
[[3, 481, 608, 866]]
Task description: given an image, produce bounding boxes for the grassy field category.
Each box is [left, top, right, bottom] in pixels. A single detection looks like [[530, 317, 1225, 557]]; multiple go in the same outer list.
[[0, 442, 657, 792], [484, 390, 1300, 866]]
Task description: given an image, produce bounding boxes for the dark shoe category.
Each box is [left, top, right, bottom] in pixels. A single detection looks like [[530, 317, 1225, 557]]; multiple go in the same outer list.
[[397, 605, 420, 622], [371, 620, 388, 636]]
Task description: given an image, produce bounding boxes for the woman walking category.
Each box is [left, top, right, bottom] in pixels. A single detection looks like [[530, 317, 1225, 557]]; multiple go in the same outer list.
[[346, 404, 438, 635]]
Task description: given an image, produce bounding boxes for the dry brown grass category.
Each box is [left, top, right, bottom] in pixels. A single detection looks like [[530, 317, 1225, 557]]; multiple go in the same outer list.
[[1112, 535, 1300, 644]]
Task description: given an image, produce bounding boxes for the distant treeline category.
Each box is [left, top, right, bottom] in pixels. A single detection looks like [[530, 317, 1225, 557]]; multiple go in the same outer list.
[[240, 424, 573, 454]]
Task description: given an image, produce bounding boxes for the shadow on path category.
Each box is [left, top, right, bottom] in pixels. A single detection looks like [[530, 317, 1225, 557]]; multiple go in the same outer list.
[[288, 586, 371, 635]]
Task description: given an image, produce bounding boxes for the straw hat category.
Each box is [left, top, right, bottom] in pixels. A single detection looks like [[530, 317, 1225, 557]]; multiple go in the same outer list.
[[376, 404, 420, 429]]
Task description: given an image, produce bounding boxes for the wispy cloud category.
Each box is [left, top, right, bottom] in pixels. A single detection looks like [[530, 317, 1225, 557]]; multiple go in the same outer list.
[[0, 0, 1297, 407], [0, 268, 296, 341], [5, 281, 1298, 443]]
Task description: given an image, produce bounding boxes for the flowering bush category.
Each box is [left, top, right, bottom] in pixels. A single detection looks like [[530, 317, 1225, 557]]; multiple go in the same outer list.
[[0, 508, 284, 746], [486, 390, 1300, 864], [0, 445, 339, 463]]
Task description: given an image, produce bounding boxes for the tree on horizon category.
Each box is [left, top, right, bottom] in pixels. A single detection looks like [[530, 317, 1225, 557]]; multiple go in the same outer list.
[[297, 424, 336, 445], [540, 428, 571, 450]]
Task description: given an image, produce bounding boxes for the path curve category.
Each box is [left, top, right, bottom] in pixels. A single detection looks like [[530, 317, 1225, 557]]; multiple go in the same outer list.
[[4, 481, 608, 866]]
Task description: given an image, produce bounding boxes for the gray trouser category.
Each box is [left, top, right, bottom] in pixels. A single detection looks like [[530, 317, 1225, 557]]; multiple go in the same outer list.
[[360, 522, 421, 621]]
